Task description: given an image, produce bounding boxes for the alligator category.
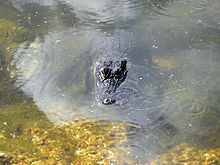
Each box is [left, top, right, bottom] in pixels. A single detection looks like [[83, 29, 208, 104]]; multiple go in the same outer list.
[[89, 30, 163, 111], [13, 28, 166, 125]]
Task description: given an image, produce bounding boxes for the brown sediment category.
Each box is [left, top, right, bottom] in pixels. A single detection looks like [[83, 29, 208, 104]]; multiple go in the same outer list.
[[153, 58, 176, 71], [151, 143, 220, 165], [0, 113, 134, 164], [0, 98, 133, 164]]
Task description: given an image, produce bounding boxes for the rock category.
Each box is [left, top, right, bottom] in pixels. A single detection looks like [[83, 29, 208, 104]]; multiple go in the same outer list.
[[32, 135, 43, 145], [0, 152, 13, 165]]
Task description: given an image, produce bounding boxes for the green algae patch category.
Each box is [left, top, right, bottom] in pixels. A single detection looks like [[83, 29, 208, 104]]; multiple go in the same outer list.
[[0, 19, 27, 50], [0, 0, 52, 42], [15, 3, 52, 41], [0, 100, 52, 153], [0, 19, 27, 106], [0, 18, 27, 71]]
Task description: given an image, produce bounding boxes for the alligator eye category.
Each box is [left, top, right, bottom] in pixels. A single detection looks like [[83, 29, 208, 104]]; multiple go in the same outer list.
[[120, 60, 127, 70], [100, 68, 105, 75], [102, 98, 116, 105]]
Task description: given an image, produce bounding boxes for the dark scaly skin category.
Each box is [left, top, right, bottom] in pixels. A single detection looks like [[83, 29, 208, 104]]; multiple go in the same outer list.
[[89, 30, 160, 108], [97, 59, 128, 105]]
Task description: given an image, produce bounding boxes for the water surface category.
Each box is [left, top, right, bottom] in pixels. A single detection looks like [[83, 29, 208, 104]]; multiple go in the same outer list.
[[0, 0, 220, 164]]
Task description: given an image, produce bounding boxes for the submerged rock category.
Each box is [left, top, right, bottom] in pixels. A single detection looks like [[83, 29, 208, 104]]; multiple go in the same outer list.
[[0, 152, 13, 165]]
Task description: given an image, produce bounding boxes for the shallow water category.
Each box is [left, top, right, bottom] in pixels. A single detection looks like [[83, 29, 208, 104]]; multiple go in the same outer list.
[[1, 0, 220, 164]]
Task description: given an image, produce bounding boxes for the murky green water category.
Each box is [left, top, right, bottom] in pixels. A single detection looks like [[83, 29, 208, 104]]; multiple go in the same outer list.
[[0, 0, 220, 164]]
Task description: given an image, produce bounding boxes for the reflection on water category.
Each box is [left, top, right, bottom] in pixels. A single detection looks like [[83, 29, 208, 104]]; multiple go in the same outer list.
[[0, 0, 220, 164]]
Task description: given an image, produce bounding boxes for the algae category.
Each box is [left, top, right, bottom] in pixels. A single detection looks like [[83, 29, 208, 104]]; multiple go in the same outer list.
[[0, 19, 27, 51], [0, 99, 52, 153], [15, 3, 52, 41], [0, 0, 52, 42], [0, 19, 27, 106]]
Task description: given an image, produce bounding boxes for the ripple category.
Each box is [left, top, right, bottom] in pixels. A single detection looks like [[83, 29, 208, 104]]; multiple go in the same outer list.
[[166, 87, 210, 119], [188, 103, 209, 118], [187, 0, 210, 14], [68, 0, 148, 26], [149, 0, 175, 16], [113, 81, 144, 108], [12, 0, 178, 29]]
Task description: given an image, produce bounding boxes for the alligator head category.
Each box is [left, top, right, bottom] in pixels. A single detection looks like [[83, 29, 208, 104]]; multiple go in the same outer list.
[[95, 59, 128, 105]]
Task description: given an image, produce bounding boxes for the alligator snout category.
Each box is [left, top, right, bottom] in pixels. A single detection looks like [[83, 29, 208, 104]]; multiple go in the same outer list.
[[96, 59, 128, 106], [102, 98, 116, 105]]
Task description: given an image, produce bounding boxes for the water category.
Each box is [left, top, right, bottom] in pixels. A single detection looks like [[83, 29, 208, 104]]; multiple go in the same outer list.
[[1, 0, 220, 164]]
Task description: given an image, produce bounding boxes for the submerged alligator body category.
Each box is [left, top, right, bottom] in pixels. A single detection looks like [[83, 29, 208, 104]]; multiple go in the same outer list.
[[13, 28, 165, 125]]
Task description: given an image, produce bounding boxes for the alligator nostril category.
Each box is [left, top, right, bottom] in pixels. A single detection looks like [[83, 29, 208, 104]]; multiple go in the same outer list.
[[102, 98, 116, 105]]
